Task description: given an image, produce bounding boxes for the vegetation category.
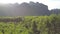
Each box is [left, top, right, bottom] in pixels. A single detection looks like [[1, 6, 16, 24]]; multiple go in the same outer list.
[[0, 14, 60, 34]]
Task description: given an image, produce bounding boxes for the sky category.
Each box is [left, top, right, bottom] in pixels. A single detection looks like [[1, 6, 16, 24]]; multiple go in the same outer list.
[[0, 0, 60, 10]]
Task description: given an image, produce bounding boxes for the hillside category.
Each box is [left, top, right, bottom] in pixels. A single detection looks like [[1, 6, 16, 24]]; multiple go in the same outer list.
[[0, 2, 60, 16]]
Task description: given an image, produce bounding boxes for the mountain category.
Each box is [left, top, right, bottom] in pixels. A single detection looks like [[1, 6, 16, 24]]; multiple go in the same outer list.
[[0, 2, 60, 16], [50, 9, 60, 15]]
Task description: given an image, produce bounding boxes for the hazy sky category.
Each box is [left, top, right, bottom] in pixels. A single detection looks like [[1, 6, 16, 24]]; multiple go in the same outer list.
[[0, 0, 60, 10]]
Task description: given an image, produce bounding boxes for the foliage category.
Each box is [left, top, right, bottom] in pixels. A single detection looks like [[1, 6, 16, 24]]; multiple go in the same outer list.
[[0, 14, 60, 34]]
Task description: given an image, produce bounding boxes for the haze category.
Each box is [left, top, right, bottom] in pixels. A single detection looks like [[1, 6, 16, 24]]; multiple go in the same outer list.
[[0, 0, 60, 10]]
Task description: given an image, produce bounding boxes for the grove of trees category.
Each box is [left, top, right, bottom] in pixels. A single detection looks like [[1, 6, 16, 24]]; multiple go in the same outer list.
[[0, 14, 60, 34]]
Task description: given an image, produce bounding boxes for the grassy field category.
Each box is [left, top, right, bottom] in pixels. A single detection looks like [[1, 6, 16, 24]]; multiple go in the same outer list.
[[0, 14, 60, 34]]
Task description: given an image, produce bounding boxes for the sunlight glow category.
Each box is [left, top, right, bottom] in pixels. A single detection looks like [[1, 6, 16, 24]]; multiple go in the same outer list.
[[0, 0, 17, 4]]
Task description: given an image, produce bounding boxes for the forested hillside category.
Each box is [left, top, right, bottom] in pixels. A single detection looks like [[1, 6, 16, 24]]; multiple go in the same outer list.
[[0, 2, 60, 16], [0, 14, 60, 34]]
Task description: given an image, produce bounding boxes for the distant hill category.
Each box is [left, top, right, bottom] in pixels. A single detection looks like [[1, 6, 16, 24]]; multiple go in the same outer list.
[[0, 1, 60, 16]]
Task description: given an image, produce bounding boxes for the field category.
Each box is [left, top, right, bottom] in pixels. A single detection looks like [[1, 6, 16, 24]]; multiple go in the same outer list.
[[0, 14, 60, 34]]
